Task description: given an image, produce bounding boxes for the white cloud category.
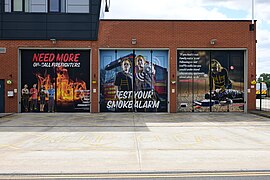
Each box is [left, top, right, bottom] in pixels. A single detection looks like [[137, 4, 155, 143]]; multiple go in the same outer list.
[[256, 3, 270, 24], [103, 0, 270, 75], [257, 28, 270, 75], [256, 4, 270, 75], [104, 0, 228, 20], [203, 0, 252, 10], [257, 29, 270, 47]]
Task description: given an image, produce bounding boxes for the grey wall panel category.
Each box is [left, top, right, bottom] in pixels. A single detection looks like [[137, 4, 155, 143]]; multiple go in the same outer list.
[[91, 22, 97, 29], [0, 21, 2, 37], [92, 31, 97, 39], [47, 14, 92, 22], [2, 14, 47, 22], [92, 15, 98, 22], [47, 22, 91, 31], [46, 30, 92, 39], [0, 0, 102, 40], [3, 30, 47, 39], [0, 0, 2, 37], [0, 1, 3, 13], [91, 5, 99, 15], [3, 22, 46, 30], [91, 0, 100, 5]]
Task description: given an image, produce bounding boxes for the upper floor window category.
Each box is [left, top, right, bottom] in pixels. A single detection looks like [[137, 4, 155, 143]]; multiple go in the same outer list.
[[49, 0, 60, 12], [28, 0, 47, 13], [66, 0, 89, 13], [4, 0, 89, 13], [5, 0, 12, 12], [13, 0, 23, 11]]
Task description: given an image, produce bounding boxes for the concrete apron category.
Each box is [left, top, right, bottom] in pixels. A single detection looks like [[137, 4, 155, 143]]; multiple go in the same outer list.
[[0, 113, 269, 174]]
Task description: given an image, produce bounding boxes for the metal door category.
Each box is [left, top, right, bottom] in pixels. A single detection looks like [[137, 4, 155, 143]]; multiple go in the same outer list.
[[99, 49, 169, 112], [177, 50, 245, 112], [21, 49, 91, 113]]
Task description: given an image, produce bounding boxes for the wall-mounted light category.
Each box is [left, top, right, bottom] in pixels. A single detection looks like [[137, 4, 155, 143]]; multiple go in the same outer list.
[[92, 73, 97, 84], [50, 38, 57, 44], [6, 79, 12, 85], [131, 38, 137, 45], [6, 74, 13, 85], [210, 39, 217, 45]]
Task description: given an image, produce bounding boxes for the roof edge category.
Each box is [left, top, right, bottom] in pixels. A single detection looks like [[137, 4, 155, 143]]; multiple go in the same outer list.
[[100, 19, 256, 22]]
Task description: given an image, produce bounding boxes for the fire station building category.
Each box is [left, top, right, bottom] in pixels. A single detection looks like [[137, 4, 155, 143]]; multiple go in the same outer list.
[[0, 0, 256, 113]]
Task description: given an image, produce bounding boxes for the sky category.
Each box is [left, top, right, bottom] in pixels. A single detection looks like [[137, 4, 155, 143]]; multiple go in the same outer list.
[[101, 0, 270, 77]]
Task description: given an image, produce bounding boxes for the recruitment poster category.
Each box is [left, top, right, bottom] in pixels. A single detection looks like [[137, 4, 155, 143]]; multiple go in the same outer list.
[[177, 50, 244, 112], [21, 49, 90, 112], [100, 50, 168, 112]]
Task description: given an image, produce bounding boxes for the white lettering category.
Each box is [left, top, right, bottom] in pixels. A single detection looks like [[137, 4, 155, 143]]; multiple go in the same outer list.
[[107, 100, 160, 109]]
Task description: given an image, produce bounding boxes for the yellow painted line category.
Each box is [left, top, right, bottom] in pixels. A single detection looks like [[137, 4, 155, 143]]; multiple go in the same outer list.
[[34, 135, 50, 143], [0, 144, 20, 150], [154, 135, 161, 142], [1, 171, 270, 179], [195, 136, 202, 143], [79, 135, 87, 142], [95, 135, 104, 143], [173, 134, 183, 142]]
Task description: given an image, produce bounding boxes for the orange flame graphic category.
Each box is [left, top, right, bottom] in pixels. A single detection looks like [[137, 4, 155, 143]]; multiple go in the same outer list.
[[36, 67, 89, 102]]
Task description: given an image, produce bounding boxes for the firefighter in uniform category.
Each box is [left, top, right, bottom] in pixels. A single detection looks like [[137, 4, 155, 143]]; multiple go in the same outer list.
[[114, 58, 133, 92], [114, 58, 133, 112], [210, 59, 232, 91]]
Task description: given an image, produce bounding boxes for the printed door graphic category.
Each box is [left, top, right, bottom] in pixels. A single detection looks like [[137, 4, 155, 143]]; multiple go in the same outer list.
[[177, 50, 244, 112], [100, 50, 168, 112], [21, 49, 90, 113], [0, 80, 4, 113]]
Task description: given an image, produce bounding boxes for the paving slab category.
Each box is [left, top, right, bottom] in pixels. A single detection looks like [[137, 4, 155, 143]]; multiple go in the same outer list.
[[0, 113, 270, 174]]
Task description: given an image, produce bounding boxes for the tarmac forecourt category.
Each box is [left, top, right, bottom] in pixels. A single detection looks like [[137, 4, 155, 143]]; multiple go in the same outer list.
[[0, 113, 269, 175], [0, 171, 270, 179]]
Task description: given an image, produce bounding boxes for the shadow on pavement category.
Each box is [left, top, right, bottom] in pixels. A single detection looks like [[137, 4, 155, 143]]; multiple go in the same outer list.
[[0, 112, 269, 132]]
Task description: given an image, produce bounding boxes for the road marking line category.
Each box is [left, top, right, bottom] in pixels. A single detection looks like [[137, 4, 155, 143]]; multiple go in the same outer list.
[[1, 171, 270, 179], [0, 144, 20, 150]]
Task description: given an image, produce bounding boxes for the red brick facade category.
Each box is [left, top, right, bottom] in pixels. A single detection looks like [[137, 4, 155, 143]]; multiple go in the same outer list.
[[0, 20, 256, 113]]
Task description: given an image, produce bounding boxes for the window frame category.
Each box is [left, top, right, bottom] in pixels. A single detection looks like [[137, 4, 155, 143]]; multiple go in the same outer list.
[[48, 0, 61, 13], [66, 0, 90, 14], [6, 0, 90, 14], [11, 0, 25, 12]]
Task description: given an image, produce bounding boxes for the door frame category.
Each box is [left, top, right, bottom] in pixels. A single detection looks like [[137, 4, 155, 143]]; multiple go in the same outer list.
[[18, 48, 92, 113], [176, 48, 248, 113], [98, 48, 170, 113]]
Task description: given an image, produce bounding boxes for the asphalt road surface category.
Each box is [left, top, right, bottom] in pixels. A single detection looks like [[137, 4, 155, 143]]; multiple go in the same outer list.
[[1, 171, 270, 179]]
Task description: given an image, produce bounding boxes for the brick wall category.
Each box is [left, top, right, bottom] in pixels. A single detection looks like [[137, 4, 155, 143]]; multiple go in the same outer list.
[[0, 20, 256, 113]]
